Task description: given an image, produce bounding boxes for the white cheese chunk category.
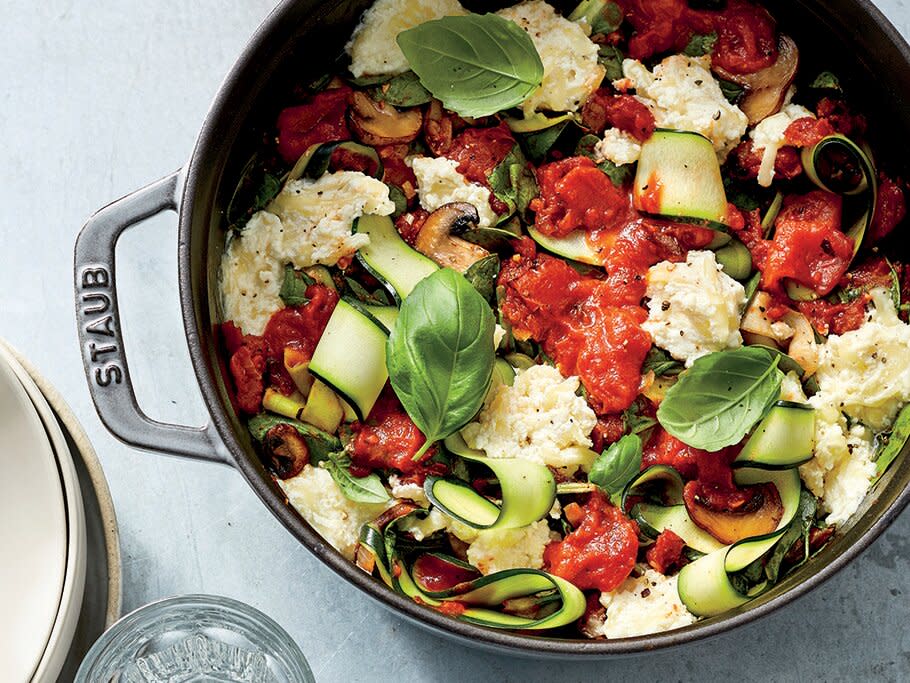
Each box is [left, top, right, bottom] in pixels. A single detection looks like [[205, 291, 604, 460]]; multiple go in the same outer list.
[[410, 156, 498, 227], [497, 1, 604, 115], [346, 0, 467, 78], [598, 569, 697, 638], [461, 364, 598, 474], [642, 250, 746, 367], [619, 55, 748, 161], [800, 289, 910, 524], [278, 465, 388, 561], [219, 171, 393, 335], [594, 128, 642, 166], [749, 103, 815, 187], [466, 520, 552, 575]]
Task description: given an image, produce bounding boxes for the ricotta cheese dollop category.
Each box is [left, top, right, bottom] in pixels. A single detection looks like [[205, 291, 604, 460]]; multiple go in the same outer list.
[[466, 520, 552, 575], [598, 569, 697, 638], [410, 156, 498, 227], [220, 171, 393, 335], [642, 250, 746, 367], [461, 364, 598, 473], [619, 55, 748, 161], [497, 0, 604, 115], [749, 102, 815, 188], [346, 0, 467, 78]]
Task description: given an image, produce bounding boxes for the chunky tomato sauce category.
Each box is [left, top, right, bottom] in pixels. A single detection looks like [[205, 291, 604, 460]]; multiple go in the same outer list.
[[646, 529, 686, 575], [276, 86, 352, 164], [581, 91, 656, 141], [544, 491, 639, 592], [412, 553, 480, 592], [446, 123, 516, 215], [618, 0, 778, 74]]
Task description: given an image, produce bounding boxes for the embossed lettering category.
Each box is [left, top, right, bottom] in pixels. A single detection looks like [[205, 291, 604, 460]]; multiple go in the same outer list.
[[81, 267, 110, 289], [88, 343, 118, 362], [81, 291, 111, 315], [94, 364, 123, 387], [86, 315, 115, 338]]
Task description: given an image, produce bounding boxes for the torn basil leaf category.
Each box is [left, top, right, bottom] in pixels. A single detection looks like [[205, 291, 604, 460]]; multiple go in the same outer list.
[[488, 144, 538, 218], [717, 78, 745, 105], [874, 402, 910, 479], [589, 434, 643, 496], [464, 254, 501, 305], [279, 264, 314, 306], [764, 488, 817, 583], [520, 120, 571, 161], [324, 454, 390, 504], [642, 347, 684, 377], [597, 45, 625, 83], [810, 71, 843, 92], [371, 70, 432, 107], [684, 32, 717, 57]]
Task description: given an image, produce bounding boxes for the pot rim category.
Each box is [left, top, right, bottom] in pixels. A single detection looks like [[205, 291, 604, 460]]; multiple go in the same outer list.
[[177, 0, 910, 656]]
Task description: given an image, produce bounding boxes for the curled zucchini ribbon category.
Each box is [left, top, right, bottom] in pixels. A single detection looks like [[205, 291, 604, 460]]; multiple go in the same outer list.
[[628, 402, 816, 617], [287, 141, 384, 182], [790, 134, 877, 300], [358, 507, 585, 630], [425, 433, 557, 530]]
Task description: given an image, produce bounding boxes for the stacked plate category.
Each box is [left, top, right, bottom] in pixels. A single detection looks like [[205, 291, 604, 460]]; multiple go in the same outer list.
[[0, 342, 121, 682]]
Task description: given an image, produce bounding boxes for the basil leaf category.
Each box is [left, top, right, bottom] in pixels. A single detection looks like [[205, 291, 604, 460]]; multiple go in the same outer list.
[[464, 254, 501, 305], [765, 488, 817, 583], [657, 347, 784, 451], [324, 458, 390, 504], [387, 268, 496, 455], [683, 32, 717, 57], [597, 45, 625, 83], [622, 403, 657, 435], [717, 78, 745, 105], [488, 144, 538, 219], [874, 402, 910, 479], [397, 14, 544, 118], [575, 134, 631, 187], [371, 71, 432, 107], [568, 0, 623, 34], [810, 71, 843, 92], [246, 413, 340, 464], [743, 271, 761, 305], [642, 347, 684, 377], [888, 258, 902, 311], [589, 434, 643, 495], [520, 120, 571, 162], [279, 264, 313, 306], [344, 276, 391, 306], [388, 184, 408, 218]]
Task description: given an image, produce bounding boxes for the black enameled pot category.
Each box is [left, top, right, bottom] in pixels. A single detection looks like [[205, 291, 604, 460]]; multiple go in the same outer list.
[[75, 0, 910, 657]]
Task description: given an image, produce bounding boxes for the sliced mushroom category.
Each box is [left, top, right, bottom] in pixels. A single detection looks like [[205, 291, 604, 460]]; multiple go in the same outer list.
[[684, 481, 783, 545], [415, 202, 491, 272], [263, 423, 310, 479], [781, 310, 820, 376], [348, 91, 423, 146], [714, 35, 799, 125]]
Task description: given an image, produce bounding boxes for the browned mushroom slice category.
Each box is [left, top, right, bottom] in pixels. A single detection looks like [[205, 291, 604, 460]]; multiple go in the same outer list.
[[263, 423, 310, 479], [683, 481, 783, 545], [714, 35, 799, 125], [414, 202, 492, 272], [349, 91, 423, 146]]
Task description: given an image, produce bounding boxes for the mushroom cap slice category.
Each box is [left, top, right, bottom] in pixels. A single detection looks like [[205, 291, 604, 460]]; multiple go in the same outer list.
[[349, 91, 423, 146], [415, 202, 492, 272]]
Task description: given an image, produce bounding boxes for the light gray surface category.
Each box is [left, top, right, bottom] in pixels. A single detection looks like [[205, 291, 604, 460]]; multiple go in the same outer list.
[[3, 1, 910, 681]]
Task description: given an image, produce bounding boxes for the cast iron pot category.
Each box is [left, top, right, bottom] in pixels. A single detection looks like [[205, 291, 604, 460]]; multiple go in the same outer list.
[[75, 0, 910, 657]]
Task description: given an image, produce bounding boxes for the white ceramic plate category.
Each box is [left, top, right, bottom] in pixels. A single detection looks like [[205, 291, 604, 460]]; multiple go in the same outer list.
[[0, 357, 68, 680], [0, 346, 88, 683]]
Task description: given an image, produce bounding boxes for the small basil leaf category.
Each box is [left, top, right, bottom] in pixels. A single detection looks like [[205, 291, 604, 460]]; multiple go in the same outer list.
[[657, 347, 784, 451], [642, 347, 684, 377], [324, 458, 390, 504], [386, 268, 496, 456], [344, 276, 391, 306], [683, 32, 717, 57], [810, 71, 843, 92], [717, 78, 745, 105], [589, 434, 643, 495], [597, 159, 632, 187], [397, 14, 544, 118], [622, 403, 656, 435], [874, 402, 910, 479], [597, 45, 625, 83], [464, 254, 501, 305], [488, 144, 538, 219], [388, 184, 408, 218], [520, 120, 571, 162], [279, 264, 313, 307], [371, 71, 432, 107], [765, 488, 817, 583]]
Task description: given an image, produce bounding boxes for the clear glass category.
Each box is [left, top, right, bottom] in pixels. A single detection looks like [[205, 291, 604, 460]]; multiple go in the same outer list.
[[75, 594, 314, 683]]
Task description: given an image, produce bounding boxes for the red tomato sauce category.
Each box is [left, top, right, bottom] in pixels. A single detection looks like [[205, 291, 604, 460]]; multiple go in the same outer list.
[[728, 140, 803, 182], [276, 86, 352, 164], [581, 91, 656, 141], [446, 123, 516, 216], [350, 388, 446, 484], [617, 0, 778, 75], [646, 529, 686, 575], [412, 554, 480, 592], [544, 491, 639, 592], [870, 173, 907, 243]]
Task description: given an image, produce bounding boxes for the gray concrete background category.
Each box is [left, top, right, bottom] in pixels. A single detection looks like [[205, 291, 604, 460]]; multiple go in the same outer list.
[[3, 1, 910, 680]]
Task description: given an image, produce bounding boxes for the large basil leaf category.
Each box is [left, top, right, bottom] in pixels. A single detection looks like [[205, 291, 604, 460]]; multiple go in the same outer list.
[[397, 14, 544, 118], [589, 434, 643, 497], [487, 144, 538, 218], [387, 268, 496, 455], [657, 347, 784, 451]]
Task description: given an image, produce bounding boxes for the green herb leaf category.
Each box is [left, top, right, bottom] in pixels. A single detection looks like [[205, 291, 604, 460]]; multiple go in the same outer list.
[[344, 276, 392, 306], [568, 0, 623, 34], [642, 347, 684, 377], [397, 14, 544, 118], [387, 268, 496, 456], [724, 177, 760, 211], [764, 488, 817, 583], [246, 413, 340, 464], [487, 144, 538, 218], [810, 71, 842, 92], [520, 120, 571, 162], [324, 457, 390, 504], [575, 133, 631, 187], [874, 401, 910, 479], [622, 403, 657, 435], [717, 78, 745, 105], [888, 258, 902, 311], [464, 254, 501, 305], [657, 347, 784, 451], [279, 264, 314, 306], [589, 434, 643, 495], [387, 185, 408, 218], [683, 32, 717, 57], [597, 45, 625, 82], [371, 70, 432, 107], [743, 271, 761, 305]]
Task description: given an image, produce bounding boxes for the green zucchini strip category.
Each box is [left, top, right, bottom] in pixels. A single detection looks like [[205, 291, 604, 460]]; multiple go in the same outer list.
[[735, 401, 815, 469], [287, 141, 384, 182], [621, 464, 685, 511], [425, 433, 556, 530]]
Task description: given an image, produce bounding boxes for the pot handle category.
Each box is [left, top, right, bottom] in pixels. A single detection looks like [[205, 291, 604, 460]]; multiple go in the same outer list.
[[74, 171, 230, 467]]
